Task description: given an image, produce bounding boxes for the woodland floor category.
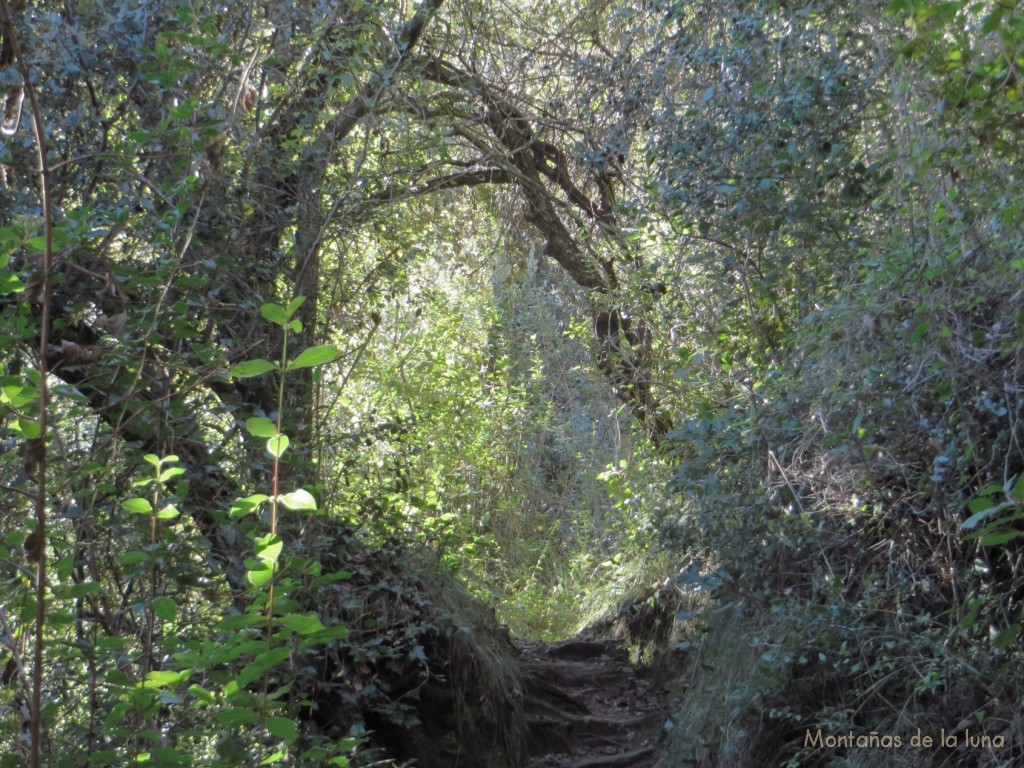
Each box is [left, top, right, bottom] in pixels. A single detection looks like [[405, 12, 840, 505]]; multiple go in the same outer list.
[[519, 639, 670, 768]]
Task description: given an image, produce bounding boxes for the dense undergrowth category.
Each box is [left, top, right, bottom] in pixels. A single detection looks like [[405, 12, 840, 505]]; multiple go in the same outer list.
[[642, 2, 1024, 765], [1, 0, 1023, 766]]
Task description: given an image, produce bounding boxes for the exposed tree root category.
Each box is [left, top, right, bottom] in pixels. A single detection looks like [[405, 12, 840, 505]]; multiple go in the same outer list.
[[522, 639, 669, 768]]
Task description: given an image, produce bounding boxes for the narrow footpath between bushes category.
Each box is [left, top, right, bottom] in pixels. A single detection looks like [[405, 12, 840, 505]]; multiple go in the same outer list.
[[518, 639, 669, 768]]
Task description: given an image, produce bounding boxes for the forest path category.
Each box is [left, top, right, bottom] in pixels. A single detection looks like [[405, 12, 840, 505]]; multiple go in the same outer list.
[[519, 639, 669, 768]]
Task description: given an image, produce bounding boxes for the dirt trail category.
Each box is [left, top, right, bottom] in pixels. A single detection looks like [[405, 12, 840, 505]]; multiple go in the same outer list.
[[519, 639, 669, 768]]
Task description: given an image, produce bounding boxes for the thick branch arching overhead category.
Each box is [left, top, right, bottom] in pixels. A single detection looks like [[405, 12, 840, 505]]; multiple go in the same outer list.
[[393, 54, 669, 440]]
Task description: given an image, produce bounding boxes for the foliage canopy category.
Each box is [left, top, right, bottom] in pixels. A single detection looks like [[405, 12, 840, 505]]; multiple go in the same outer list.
[[0, 0, 1023, 765]]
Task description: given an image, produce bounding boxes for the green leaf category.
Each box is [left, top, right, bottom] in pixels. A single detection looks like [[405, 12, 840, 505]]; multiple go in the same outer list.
[[0, 272, 25, 293], [256, 647, 292, 668], [266, 717, 298, 745], [991, 623, 1020, 651], [266, 434, 290, 457], [300, 625, 350, 646], [213, 708, 260, 727], [286, 296, 306, 317], [968, 496, 995, 514], [0, 381, 36, 407], [982, 7, 1005, 34], [288, 345, 338, 370], [963, 500, 1012, 530], [260, 748, 287, 765], [18, 418, 41, 439], [229, 494, 269, 519], [124, 498, 153, 514], [1009, 474, 1024, 503], [141, 669, 190, 689], [976, 530, 1022, 546], [95, 636, 128, 650], [278, 489, 317, 511], [153, 597, 177, 621], [148, 748, 188, 766], [277, 613, 326, 635], [217, 614, 266, 631], [157, 504, 180, 520], [246, 417, 278, 437], [65, 581, 101, 598], [231, 359, 279, 378], [260, 303, 288, 326], [143, 454, 161, 468], [255, 533, 283, 563], [247, 561, 276, 587], [159, 466, 185, 482], [119, 551, 150, 565]]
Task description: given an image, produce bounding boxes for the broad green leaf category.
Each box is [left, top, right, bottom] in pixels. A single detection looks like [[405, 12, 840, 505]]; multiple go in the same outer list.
[[266, 717, 298, 745], [18, 418, 41, 439], [143, 454, 161, 468], [65, 581, 101, 598], [148, 748, 188, 766], [246, 416, 278, 437], [968, 496, 995, 514], [267, 683, 294, 703], [124, 498, 153, 514], [0, 381, 36, 407], [255, 533, 283, 562], [286, 296, 306, 317], [0, 272, 25, 293], [217, 614, 266, 631], [1010, 473, 1024, 502], [267, 434, 290, 457], [229, 494, 269, 519], [277, 613, 325, 635], [260, 303, 288, 326], [288, 345, 338, 370], [230, 359, 278, 378], [311, 571, 352, 587], [49, 609, 74, 626], [235, 662, 265, 689], [256, 647, 293, 668], [213, 708, 260, 727], [991, 623, 1020, 651], [963, 500, 1012, 530], [260, 748, 287, 765], [159, 466, 185, 482], [119, 551, 150, 565], [157, 504, 180, 520], [141, 669, 190, 689], [95, 636, 128, 650], [279, 489, 316, 511], [976, 530, 1022, 546], [153, 597, 177, 621], [247, 561, 276, 587], [298, 625, 350, 648]]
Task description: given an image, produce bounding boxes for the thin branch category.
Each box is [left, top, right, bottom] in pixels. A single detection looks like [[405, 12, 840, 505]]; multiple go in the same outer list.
[[367, 167, 514, 205], [319, 0, 446, 148]]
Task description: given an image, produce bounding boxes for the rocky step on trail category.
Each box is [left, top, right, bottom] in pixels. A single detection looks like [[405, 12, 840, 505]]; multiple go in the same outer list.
[[519, 639, 669, 768]]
